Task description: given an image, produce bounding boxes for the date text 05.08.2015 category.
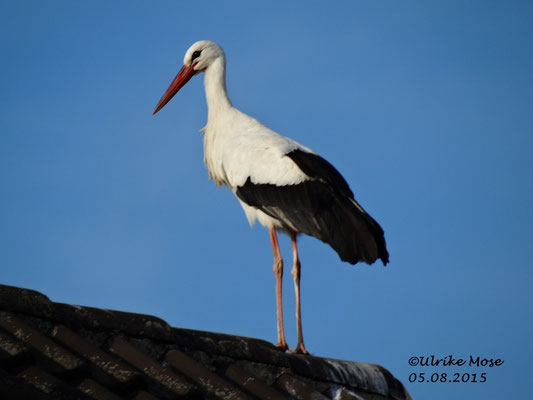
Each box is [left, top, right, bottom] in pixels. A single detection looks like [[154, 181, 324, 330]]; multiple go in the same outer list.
[[408, 372, 487, 384]]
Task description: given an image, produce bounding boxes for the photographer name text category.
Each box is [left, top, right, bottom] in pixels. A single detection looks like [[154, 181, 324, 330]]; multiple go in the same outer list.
[[409, 354, 504, 368]]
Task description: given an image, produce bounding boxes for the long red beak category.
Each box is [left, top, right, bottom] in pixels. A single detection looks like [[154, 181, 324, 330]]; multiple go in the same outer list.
[[153, 64, 198, 115]]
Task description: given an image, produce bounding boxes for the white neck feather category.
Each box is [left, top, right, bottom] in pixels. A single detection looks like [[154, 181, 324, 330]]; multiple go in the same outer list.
[[203, 57, 232, 122], [202, 56, 233, 186]]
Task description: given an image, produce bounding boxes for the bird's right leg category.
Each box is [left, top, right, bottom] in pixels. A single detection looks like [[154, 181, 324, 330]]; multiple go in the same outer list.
[[268, 227, 288, 352], [289, 231, 308, 355]]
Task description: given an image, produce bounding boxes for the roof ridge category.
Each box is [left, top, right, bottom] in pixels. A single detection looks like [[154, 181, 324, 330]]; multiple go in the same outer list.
[[0, 284, 410, 400]]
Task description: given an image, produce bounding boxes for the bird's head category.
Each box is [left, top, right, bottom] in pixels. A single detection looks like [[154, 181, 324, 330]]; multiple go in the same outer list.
[[153, 41, 224, 115]]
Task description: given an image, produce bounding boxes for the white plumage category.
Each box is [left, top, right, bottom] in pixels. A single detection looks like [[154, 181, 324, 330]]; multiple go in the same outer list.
[[206, 110, 311, 189], [153, 40, 389, 354]]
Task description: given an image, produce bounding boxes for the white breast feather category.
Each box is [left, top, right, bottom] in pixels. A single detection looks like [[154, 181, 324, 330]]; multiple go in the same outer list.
[[204, 109, 314, 189], [203, 109, 316, 229]]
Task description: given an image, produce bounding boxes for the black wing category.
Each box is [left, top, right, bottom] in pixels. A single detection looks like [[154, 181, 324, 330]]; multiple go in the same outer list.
[[236, 149, 389, 265]]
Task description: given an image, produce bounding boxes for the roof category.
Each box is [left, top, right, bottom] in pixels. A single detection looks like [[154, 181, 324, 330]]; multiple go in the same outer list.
[[0, 284, 411, 400]]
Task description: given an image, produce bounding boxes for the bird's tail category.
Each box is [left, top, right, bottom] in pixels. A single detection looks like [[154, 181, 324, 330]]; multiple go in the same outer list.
[[323, 195, 389, 266]]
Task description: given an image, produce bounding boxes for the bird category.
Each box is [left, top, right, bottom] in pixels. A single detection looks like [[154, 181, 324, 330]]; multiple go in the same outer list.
[[153, 41, 389, 355]]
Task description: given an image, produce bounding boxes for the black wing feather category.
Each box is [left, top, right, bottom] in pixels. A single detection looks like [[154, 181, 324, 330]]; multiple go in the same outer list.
[[236, 149, 389, 265]]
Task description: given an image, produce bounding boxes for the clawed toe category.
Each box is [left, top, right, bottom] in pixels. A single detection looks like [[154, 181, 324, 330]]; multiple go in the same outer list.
[[275, 342, 289, 352], [290, 343, 309, 355]]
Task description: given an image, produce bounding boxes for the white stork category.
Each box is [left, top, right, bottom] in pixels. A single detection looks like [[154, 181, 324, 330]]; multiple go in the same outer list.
[[153, 41, 389, 355]]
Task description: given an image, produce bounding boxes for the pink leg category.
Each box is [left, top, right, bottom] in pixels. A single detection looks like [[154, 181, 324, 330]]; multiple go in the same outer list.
[[290, 232, 309, 355], [268, 227, 288, 351]]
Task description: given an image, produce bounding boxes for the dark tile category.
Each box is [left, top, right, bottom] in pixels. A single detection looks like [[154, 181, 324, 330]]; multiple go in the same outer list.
[[77, 378, 123, 400], [165, 349, 253, 400], [275, 374, 329, 400], [0, 328, 29, 365], [54, 303, 176, 342], [327, 386, 368, 400], [0, 366, 54, 400], [16, 366, 91, 400], [0, 312, 83, 372], [224, 364, 289, 400], [51, 325, 139, 384], [374, 365, 412, 400], [109, 336, 194, 397], [0, 284, 55, 319], [130, 390, 162, 400], [172, 327, 287, 367]]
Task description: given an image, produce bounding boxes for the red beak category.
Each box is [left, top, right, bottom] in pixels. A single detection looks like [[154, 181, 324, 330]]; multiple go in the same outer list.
[[153, 64, 198, 115]]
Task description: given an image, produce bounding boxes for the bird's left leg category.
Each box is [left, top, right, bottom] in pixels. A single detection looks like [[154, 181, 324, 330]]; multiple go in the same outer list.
[[290, 232, 309, 355], [268, 227, 288, 352]]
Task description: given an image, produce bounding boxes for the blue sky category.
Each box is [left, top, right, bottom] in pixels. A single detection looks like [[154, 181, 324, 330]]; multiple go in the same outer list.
[[1, 1, 532, 398]]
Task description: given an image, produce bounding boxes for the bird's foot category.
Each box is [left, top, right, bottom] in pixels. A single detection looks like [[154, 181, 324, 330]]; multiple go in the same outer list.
[[290, 342, 309, 355], [275, 341, 289, 352]]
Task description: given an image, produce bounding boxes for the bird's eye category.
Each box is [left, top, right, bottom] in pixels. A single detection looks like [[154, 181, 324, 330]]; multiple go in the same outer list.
[[191, 50, 202, 62]]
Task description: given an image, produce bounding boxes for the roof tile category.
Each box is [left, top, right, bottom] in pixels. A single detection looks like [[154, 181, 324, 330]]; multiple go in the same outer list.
[[53, 303, 176, 342], [275, 373, 330, 400], [16, 366, 91, 400], [77, 378, 123, 400], [108, 336, 194, 397], [0, 366, 54, 400], [224, 364, 289, 400], [51, 325, 139, 385], [130, 390, 161, 400], [0, 312, 83, 372], [327, 386, 367, 400], [0, 327, 29, 359], [165, 348, 253, 400], [0, 285, 55, 318]]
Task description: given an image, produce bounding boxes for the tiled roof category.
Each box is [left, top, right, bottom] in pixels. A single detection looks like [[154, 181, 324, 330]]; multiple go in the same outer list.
[[0, 284, 411, 400]]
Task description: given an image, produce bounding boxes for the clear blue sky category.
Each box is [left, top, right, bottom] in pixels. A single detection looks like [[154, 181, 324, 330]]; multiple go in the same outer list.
[[1, 1, 532, 398]]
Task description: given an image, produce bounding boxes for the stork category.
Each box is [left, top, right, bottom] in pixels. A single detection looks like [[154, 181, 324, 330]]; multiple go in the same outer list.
[[153, 41, 389, 355]]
